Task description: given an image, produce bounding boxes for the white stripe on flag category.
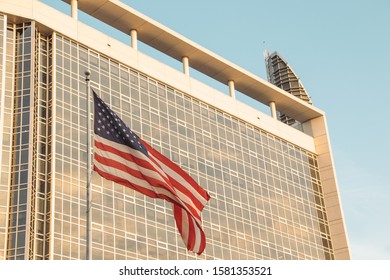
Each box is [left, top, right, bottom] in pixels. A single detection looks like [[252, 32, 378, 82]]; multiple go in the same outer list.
[[151, 154, 209, 205], [94, 160, 182, 204], [96, 135, 203, 219]]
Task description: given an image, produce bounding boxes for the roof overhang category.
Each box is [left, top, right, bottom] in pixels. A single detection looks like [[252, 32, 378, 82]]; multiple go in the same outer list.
[[61, 0, 323, 122]]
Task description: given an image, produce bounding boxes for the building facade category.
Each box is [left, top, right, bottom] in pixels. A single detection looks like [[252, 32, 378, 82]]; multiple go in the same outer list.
[[0, 0, 350, 260]]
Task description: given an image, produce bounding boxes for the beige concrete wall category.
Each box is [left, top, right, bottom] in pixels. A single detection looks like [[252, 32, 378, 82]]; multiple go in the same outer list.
[[310, 116, 350, 259]]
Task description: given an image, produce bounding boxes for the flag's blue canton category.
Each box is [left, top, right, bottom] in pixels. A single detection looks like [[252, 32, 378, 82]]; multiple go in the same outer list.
[[93, 91, 148, 156]]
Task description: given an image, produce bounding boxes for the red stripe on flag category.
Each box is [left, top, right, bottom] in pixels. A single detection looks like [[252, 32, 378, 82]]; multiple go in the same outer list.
[[94, 165, 177, 205], [143, 139, 210, 201], [95, 140, 169, 183], [95, 138, 204, 221], [94, 153, 176, 199], [142, 141, 209, 213]]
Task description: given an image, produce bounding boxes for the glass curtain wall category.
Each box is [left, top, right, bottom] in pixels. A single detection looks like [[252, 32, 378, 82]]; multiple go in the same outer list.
[[2, 19, 51, 260], [52, 34, 334, 260], [0, 17, 334, 259], [0, 14, 13, 260]]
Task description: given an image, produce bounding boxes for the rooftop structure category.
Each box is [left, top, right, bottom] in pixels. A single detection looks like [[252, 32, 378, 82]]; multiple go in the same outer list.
[[265, 51, 312, 126]]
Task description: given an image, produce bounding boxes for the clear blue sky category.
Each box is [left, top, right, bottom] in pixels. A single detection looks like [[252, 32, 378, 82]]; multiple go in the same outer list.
[[44, 0, 390, 259]]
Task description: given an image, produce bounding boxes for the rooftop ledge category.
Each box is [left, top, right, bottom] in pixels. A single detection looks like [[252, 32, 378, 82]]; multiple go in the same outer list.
[[59, 0, 324, 123], [0, 0, 324, 123]]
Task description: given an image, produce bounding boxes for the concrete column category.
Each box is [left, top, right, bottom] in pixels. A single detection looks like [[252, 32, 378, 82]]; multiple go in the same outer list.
[[228, 80, 236, 99], [71, 0, 78, 20], [182, 56, 189, 76], [130, 29, 138, 50], [269, 101, 277, 119]]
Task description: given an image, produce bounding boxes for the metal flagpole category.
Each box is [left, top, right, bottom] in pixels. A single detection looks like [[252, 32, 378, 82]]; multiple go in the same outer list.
[[85, 70, 92, 260]]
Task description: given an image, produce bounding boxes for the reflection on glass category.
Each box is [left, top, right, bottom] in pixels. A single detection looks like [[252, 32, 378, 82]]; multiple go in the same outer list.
[[1, 29, 336, 260]]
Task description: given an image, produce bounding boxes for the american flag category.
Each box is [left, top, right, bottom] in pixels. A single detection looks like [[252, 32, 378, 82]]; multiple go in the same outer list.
[[92, 90, 210, 255]]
